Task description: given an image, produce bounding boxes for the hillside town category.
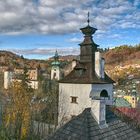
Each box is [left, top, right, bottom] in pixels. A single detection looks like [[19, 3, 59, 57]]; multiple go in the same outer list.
[[0, 14, 140, 139]]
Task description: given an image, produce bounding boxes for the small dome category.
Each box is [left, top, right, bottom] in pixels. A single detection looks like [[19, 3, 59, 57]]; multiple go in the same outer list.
[[51, 61, 60, 66], [80, 25, 97, 36]]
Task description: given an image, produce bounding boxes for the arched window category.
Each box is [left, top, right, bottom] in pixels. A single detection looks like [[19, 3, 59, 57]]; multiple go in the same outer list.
[[53, 73, 56, 79], [100, 90, 109, 98]]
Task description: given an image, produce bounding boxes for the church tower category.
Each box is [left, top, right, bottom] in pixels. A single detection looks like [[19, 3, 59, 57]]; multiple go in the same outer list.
[[58, 13, 114, 126], [51, 50, 61, 80]]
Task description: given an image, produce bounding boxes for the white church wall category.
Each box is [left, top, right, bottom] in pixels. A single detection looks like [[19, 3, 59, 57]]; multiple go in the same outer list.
[[58, 83, 92, 125], [51, 67, 60, 80], [92, 84, 113, 105]]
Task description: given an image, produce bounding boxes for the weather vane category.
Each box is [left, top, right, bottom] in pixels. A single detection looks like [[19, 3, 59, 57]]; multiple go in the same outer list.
[[87, 12, 90, 26]]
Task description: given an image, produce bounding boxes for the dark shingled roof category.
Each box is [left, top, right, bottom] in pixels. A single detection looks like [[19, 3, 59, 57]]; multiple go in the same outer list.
[[59, 62, 114, 84], [47, 108, 140, 140], [58, 22, 114, 84]]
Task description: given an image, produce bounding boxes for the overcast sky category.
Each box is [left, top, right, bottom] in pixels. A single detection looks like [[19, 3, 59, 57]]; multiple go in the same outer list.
[[0, 0, 140, 59]]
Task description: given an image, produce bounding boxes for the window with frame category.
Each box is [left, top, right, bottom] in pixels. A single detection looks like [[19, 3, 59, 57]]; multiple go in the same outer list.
[[71, 96, 78, 104]]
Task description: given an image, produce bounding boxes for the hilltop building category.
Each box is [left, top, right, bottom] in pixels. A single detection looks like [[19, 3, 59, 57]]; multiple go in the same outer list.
[[124, 83, 139, 108], [114, 97, 131, 107], [4, 70, 13, 89], [4, 68, 39, 89], [51, 51, 62, 80], [48, 15, 140, 140], [114, 82, 139, 108]]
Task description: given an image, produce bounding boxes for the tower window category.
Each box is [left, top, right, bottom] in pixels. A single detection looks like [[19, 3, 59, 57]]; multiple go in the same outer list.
[[53, 73, 56, 79], [71, 96, 78, 104], [100, 90, 108, 97]]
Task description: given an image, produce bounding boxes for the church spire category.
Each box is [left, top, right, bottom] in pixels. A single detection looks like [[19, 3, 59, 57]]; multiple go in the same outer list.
[[51, 50, 60, 67], [87, 12, 90, 26], [79, 13, 98, 62], [54, 50, 59, 61]]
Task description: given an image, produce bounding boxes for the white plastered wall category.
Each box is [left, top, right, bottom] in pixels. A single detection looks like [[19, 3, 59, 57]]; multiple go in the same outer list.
[[92, 84, 113, 105], [58, 83, 92, 125], [58, 83, 113, 126], [51, 67, 60, 80]]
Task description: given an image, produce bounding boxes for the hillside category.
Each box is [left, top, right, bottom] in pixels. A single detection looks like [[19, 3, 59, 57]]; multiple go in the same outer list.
[[103, 44, 140, 82], [0, 44, 140, 83], [104, 44, 140, 66], [0, 50, 49, 70]]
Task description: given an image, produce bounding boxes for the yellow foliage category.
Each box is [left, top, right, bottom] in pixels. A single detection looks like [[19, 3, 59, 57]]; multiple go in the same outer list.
[[4, 81, 32, 139]]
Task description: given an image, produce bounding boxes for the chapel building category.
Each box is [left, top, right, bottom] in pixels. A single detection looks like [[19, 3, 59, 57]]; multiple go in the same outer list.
[[47, 15, 140, 140], [58, 17, 114, 126]]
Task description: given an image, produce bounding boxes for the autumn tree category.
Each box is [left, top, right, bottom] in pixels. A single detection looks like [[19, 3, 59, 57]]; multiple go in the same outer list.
[[32, 79, 59, 138], [2, 67, 34, 140]]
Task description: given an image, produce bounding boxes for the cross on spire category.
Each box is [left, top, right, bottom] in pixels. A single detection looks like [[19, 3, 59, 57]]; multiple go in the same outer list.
[[87, 12, 90, 26]]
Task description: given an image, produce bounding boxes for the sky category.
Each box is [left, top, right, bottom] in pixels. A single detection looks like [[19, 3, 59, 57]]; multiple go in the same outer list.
[[0, 0, 140, 59]]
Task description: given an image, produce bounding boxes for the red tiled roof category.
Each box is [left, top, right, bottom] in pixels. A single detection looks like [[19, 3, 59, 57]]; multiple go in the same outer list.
[[115, 107, 140, 124]]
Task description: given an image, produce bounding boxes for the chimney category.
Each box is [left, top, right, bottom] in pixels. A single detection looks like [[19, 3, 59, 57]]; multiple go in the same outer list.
[[100, 58, 105, 78], [95, 52, 105, 79], [91, 99, 108, 128], [95, 52, 100, 77], [72, 59, 77, 70], [90, 90, 108, 128]]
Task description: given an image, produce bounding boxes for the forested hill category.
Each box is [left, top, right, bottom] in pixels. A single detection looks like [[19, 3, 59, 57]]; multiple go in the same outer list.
[[0, 50, 49, 69], [103, 44, 140, 82], [0, 44, 140, 70], [103, 44, 140, 66]]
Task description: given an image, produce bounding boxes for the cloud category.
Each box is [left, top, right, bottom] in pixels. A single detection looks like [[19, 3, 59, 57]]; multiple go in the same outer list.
[[133, 0, 140, 7], [68, 37, 82, 43], [8, 47, 80, 56], [0, 0, 139, 35]]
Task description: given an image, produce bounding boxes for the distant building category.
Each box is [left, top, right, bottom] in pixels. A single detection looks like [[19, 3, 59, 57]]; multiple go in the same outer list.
[[114, 97, 131, 107], [4, 68, 39, 89], [14, 68, 38, 80], [124, 83, 139, 108], [0, 66, 9, 73], [51, 51, 62, 80], [4, 71, 13, 89], [114, 82, 139, 108]]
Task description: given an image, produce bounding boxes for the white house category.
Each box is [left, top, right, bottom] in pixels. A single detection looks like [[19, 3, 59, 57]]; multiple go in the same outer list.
[[4, 68, 39, 90], [58, 21, 114, 126]]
